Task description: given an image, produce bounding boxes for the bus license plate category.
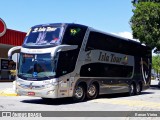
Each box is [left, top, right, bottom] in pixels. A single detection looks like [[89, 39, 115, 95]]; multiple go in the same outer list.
[[28, 92, 35, 96]]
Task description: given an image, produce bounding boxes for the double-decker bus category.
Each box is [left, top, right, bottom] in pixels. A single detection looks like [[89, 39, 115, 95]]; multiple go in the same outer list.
[[8, 23, 151, 102]]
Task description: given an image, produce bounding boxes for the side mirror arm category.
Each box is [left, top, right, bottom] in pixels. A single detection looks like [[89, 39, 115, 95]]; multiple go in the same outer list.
[[51, 45, 78, 60], [8, 46, 21, 60]]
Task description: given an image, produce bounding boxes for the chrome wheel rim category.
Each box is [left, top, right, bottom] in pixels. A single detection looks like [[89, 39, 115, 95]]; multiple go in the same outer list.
[[137, 84, 140, 93], [88, 85, 96, 97], [75, 86, 83, 99], [130, 84, 134, 94]]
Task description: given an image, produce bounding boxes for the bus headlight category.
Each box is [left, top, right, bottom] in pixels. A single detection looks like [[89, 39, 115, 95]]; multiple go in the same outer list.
[[44, 84, 53, 88], [52, 82, 58, 86], [44, 82, 58, 88], [51, 79, 58, 86]]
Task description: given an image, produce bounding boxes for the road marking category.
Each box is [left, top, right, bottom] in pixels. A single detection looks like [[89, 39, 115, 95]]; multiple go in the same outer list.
[[90, 99, 160, 109]]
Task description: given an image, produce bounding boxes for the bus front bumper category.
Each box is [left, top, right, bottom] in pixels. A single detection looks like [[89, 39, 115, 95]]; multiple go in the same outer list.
[[16, 83, 59, 99]]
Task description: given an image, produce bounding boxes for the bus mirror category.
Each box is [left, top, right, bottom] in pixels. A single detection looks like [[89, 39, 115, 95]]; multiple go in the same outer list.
[[12, 53, 19, 63], [8, 46, 21, 60], [51, 52, 59, 68], [51, 45, 78, 59]]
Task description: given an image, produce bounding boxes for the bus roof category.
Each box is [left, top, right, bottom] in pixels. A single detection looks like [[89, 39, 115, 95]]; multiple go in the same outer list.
[[31, 23, 150, 49], [31, 23, 88, 29]]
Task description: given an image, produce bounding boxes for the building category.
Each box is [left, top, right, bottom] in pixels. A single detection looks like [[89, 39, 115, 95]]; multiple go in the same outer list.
[[0, 18, 26, 81]]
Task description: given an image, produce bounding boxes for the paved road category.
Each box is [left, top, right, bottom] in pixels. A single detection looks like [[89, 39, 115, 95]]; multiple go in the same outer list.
[[0, 82, 14, 90], [0, 80, 160, 120]]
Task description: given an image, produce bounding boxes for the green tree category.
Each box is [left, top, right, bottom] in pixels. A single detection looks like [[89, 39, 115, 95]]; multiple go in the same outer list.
[[152, 55, 160, 75], [131, 1, 160, 51], [132, 0, 160, 4]]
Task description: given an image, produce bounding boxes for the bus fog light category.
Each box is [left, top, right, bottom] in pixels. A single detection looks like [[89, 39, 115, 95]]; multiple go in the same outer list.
[[47, 90, 55, 95]]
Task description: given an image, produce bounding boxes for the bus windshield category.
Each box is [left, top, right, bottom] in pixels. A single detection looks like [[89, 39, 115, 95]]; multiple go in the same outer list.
[[18, 53, 56, 80], [23, 26, 63, 46]]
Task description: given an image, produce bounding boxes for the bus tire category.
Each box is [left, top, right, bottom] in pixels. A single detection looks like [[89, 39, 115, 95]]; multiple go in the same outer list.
[[87, 83, 98, 99], [128, 83, 135, 96], [135, 83, 141, 95], [73, 84, 86, 102]]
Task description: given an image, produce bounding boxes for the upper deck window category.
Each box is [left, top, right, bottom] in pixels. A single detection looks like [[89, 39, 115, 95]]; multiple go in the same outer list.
[[23, 26, 63, 46], [62, 25, 87, 48]]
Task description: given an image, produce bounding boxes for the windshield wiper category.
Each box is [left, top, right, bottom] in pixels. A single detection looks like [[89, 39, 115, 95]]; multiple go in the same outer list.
[[34, 59, 46, 63], [18, 73, 26, 76], [18, 73, 33, 77], [37, 72, 51, 79]]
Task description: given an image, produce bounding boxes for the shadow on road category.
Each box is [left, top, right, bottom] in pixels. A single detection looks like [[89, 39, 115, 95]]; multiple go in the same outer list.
[[21, 97, 82, 105]]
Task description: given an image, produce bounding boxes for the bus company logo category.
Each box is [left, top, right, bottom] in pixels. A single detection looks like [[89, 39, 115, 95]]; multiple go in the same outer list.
[[0, 18, 7, 37], [29, 82, 33, 89], [98, 52, 122, 64], [141, 58, 150, 84]]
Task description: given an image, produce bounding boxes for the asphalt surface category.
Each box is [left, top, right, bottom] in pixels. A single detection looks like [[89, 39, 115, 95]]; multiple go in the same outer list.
[[0, 80, 160, 120], [0, 81, 17, 96]]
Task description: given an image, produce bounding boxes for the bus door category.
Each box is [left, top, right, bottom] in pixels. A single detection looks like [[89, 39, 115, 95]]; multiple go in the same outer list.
[[54, 48, 78, 98]]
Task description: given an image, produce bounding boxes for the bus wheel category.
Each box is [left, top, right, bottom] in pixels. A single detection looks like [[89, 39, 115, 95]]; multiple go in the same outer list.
[[73, 84, 86, 102], [129, 83, 135, 96], [87, 83, 98, 99], [135, 83, 141, 95]]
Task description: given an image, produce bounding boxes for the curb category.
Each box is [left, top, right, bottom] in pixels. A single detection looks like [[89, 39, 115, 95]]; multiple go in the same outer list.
[[0, 88, 18, 96]]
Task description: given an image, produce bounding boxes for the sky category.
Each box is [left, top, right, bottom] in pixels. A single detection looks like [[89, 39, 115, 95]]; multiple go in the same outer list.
[[0, 0, 133, 39]]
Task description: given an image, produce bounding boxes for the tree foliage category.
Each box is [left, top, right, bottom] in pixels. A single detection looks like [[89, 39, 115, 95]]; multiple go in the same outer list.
[[131, 1, 160, 50], [132, 0, 160, 4], [152, 55, 160, 74]]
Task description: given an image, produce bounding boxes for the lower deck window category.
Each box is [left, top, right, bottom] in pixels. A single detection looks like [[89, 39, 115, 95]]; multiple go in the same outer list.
[[80, 63, 133, 78]]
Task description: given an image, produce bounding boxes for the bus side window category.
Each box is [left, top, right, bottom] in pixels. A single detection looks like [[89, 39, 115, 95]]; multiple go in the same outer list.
[[55, 49, 79, 77], [86, 31, 112, 51], [80, 63, 133, 78]]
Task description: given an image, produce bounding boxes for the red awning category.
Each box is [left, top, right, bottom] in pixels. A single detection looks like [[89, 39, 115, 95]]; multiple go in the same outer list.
[[0, 29, 26, 46]]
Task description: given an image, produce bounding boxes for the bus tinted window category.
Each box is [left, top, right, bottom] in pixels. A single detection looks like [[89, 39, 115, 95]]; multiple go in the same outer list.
[[86, 32, 118, 52], [55, 49, 79, 77], [80, 63, 133, 78], [62, 25, 87, 48], [85, 31, 147, 56]]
